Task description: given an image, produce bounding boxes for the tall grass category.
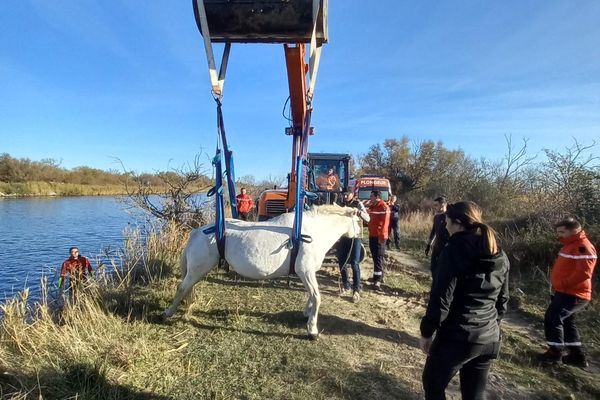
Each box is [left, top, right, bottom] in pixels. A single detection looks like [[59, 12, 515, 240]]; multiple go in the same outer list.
[[0, 221, 190, 399], [399, 211, 432, 238]]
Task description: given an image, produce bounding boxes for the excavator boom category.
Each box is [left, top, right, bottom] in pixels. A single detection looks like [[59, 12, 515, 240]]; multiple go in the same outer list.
[[191, 0, 328, 220]]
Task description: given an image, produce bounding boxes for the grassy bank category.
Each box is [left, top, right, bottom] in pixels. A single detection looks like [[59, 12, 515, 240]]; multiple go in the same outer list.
[[0, 181, 129, 197], [1, 219, 599, 399], [0, 181, 211, 198]]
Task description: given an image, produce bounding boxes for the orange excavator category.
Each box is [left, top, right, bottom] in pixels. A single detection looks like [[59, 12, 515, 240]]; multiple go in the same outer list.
[[191, 0, 329, 221]]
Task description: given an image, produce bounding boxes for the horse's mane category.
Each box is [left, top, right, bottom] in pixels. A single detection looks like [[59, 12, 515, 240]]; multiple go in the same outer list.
[[254, 204, 354, 227], [307, 204, 355, 217]]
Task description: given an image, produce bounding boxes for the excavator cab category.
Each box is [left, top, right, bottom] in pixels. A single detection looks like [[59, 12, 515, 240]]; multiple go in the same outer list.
[[307, 153, 350, 205], [193, 0, 328, 44]]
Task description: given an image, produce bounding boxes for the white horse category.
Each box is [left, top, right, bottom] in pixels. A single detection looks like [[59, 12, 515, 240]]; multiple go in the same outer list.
[[163, 205, 362, 338]]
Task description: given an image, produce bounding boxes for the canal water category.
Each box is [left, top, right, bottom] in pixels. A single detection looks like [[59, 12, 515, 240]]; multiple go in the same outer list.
[[0, 196, 144, 303]]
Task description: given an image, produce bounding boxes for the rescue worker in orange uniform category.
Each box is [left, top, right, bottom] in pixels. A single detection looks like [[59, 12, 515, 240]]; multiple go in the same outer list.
[[367, 190, 389, 291], [316, 166, 340, 191], [59, 246, 93, 301], [540, 218, 597, 368], [236, 187, 254, 221]]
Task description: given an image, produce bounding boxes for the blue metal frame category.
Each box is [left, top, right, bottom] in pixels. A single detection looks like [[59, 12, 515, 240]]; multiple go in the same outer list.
[[288, 109, 318, 274]]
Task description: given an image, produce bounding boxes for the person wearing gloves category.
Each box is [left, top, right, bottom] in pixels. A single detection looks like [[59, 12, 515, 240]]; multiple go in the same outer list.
[[59, 246, 93, 301], [337, 191, 370, 302]]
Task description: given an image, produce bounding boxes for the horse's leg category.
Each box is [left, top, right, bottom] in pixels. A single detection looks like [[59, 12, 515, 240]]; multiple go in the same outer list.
[[164, 273, 198, 317], [298, 269, 321, 339], [178, 250, 193, 305], [164, 243, 218, 318], [303, 297, 313, 318]]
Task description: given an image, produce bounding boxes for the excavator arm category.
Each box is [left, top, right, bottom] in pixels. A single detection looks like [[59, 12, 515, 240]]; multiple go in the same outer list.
[[192, 0, 328, 220], [284, 43, 311, 211]]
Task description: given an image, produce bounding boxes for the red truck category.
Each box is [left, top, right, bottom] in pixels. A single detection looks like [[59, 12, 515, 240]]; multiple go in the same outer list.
[[352, 175, 393, 202]]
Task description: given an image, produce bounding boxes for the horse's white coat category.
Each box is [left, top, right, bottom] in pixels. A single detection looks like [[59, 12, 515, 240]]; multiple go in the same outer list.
[[164, 205, 362, 337]]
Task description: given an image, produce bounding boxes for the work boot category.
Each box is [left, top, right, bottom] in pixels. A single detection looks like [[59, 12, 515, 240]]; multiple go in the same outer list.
[[538, 348, 563, 366], [340, 287, 350, 296], [373, 281, 383, 292], [563, 351, 589, 369], [352, 290, 360, 303]]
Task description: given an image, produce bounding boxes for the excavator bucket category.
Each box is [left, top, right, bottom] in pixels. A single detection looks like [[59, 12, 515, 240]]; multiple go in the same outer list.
[[193, 0, 328, 44]]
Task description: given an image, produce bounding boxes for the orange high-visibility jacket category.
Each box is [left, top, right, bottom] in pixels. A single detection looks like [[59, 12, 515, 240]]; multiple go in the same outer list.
[[367, 199, 390, 241], [236, 194, 254, 213], [551, 230, 597, 301], [60, 256, 92, 279], [316, 173, 339, 191]]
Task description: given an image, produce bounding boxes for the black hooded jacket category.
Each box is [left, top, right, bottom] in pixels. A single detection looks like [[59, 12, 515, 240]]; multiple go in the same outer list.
[[420, 230, 510, 344]]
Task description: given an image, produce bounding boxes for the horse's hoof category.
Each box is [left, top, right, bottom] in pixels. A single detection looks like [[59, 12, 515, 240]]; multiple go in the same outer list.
[[308, 333, 319, 341]]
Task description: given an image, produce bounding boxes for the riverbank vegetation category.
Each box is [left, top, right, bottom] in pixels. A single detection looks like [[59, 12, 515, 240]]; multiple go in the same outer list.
[[0, 153, 212, 197]]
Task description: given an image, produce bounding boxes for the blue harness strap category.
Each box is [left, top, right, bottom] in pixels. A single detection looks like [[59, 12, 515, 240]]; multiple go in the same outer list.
[[288, 109, 318, 275], [216, 99, 239, 219], [203, 100, 240, 267], [204, 150, 226, 263]]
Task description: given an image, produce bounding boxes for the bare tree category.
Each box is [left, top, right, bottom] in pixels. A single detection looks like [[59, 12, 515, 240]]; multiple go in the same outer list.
[[498, 134, 537, 190], [121, 155, 213, 227], [539, 139, 600, 219]]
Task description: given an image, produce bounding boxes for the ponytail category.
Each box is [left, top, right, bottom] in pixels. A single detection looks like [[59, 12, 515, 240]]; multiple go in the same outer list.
[[446, 201, 499, 256], [476, 222, 498, 256]]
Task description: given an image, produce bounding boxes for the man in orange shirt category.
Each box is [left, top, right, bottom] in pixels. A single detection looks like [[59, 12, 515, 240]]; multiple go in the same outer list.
[[315, 167, 339, 191], [367, 190, 389, 291], [59, 246, 93, 301], [540, 218, 597, 368], [236, 187, 254, 221]]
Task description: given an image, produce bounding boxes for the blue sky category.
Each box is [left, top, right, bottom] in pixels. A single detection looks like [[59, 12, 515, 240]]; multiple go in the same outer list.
[[1, 1, 599, 179]]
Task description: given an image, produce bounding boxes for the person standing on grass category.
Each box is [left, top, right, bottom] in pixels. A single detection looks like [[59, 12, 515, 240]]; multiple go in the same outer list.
[[337, 191, 370, 303], [387, 195, 401, 250], [426, 196, 450, 277], [367, 190, 389, 291], [236, 187, 254, 221], [420, 201, 509, 400], [59, 246, 93, 301], [539, 218, 597, 368]]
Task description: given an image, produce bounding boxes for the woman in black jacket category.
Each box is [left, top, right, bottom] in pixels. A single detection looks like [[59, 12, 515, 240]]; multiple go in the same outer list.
[[419, 201, 509, 400]]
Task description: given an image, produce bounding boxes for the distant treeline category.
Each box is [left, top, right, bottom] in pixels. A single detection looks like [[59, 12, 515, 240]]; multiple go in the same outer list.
[[0, 153, 212, 189], [357, 136, 600, 225]]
